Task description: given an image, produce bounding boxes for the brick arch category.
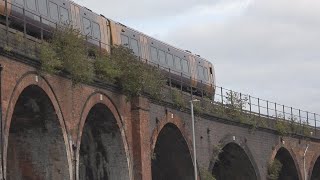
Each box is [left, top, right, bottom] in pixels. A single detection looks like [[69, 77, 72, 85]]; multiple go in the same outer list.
[[308, 151, 320, 180], [269, 143, 303, 180], [3, 72, 73, 179], [150, 111, 193, 157], [75, 91, 132, 180], [150, 111, 198, 180], [210, 134, 262, 180]]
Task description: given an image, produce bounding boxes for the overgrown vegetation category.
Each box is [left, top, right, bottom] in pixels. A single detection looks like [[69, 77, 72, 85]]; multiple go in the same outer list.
[[199, 168, 216, 180], [40, 26, 94, 84], [38, 25, 165, 99], [267, 159, 282, 180], [211, 144, 223, 163]]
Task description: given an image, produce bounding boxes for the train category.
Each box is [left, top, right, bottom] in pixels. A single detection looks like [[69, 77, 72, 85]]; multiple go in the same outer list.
[[0, 0, 216, 97]]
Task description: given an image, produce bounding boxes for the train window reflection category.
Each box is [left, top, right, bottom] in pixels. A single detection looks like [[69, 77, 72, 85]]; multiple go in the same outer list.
[[182, 59, 189, 73], [92, 22, 101, 40], [204, 67, 209, 80], [197, 65, 204, 80], [38, 0, 48, 16], [174, 56, 182, 70], [60, 7, 69, 24], [150, 47, 158, 62], [82, 17, 91, 36], [49, 2, 58, 21], [26, 0, 36, 11], [159, 50, 166, 64], [121, 35, 129, 47], [130, 38, 139, 56], [166, 53, 174, 67]]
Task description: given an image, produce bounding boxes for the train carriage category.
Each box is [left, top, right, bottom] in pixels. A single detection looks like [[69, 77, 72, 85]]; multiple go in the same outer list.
[[0, 0, 216, 98]]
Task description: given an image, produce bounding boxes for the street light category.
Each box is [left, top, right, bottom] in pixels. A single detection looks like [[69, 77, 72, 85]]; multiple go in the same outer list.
[[190, 99, 200, 180]]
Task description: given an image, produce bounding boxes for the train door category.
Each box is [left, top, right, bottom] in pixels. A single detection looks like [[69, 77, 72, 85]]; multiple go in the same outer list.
[[70, 2, 80, 30]]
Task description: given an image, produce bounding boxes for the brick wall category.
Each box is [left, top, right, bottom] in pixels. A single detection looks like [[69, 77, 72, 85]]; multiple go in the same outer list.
[[1, 53, 320, 180]]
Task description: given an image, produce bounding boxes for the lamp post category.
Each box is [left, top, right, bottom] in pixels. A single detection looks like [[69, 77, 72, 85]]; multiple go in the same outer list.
[[190, 99, 199, 180]]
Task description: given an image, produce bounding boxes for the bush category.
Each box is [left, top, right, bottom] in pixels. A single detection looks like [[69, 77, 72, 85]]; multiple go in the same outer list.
[[267, 159, 282, 180], [95, 46, 166, 100], [200, 168, 216, 180], [40, 25, 94, 84]]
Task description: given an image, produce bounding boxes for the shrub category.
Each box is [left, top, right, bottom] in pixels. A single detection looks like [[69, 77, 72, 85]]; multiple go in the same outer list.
[[40, 25, 94, 84], [267, 159, 282, 180], [200, 168, 216, 180]]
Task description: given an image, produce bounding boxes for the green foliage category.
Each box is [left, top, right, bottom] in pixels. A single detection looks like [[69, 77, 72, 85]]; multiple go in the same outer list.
[[267, 159, 282, 180], [199, 168, 216, 180], [40, 25, 94, 84], [211, 144, 223, 163], [95, 45, 166, 100], [275, 119, 291, 136], [171, 89, 187, 109]]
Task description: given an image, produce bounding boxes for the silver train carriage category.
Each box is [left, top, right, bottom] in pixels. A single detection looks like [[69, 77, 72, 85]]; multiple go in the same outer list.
[[0, 0, 216, 97]]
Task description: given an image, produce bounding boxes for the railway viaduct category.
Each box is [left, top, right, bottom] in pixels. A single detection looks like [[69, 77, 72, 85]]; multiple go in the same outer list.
[[0, 44, 320, 180]]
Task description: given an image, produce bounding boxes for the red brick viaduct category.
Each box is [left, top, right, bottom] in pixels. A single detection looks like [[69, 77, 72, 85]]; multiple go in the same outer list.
[[0, 50, 320, 180]]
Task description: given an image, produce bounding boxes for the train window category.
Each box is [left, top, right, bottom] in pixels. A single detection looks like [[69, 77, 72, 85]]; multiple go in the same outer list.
[[38, 0, 48, 16], [166, 53, 174, 67], [197, 65, 204, 80], [174, 56, 182, 70], [14, 0, 24, 6], [182, 59, 189, 73], [26, 0, 37, 11], [92, 22, 101, 40], [130, 38, 139, 56], [121, 35, 129, 47], [158, 50, 166, 64], [150, 47, 158, 62], [204, 67, 209, 80], [60, 7, 69, 24], [82, 17, 92, 36], [49, 2, 59, 21]]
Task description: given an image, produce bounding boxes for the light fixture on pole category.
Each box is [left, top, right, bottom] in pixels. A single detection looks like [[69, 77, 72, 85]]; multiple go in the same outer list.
[[190, 99, 200, 180]]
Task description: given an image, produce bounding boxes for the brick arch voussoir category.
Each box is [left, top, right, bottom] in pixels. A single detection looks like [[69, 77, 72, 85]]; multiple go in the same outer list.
[[308, 151, 320, 180], [3, 72, 73, 179], [269, 143, 303, 180], [209, 134, 262, 180], [75, 91, 132, 180]]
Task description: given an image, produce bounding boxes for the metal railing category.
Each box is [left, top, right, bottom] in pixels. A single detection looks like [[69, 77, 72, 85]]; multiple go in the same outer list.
[[0, 1, 319, 138]]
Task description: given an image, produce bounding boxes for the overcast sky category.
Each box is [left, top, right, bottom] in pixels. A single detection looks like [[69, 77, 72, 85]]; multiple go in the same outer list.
[[74, 0, 320, 114]]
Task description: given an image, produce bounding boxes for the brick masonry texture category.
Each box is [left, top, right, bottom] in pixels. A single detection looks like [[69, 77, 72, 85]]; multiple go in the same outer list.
[[0, 54, 320, 180]]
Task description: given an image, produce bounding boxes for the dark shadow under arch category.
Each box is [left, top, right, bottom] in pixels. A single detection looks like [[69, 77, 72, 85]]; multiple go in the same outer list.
[[275, 147, 299, 180], [310, 156, 320, 180], [212, 142, 257, 180], [152, 123, 194, 180], [79, 103, 129, 180], [7, 85, 69, 180]]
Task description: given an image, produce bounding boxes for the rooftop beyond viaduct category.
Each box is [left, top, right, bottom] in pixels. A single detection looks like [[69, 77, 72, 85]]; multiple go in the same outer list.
[[0, 27, 319, 180]]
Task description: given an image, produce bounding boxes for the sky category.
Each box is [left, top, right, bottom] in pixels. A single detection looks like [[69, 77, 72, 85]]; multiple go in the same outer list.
[[74, 0, 320, 114]]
